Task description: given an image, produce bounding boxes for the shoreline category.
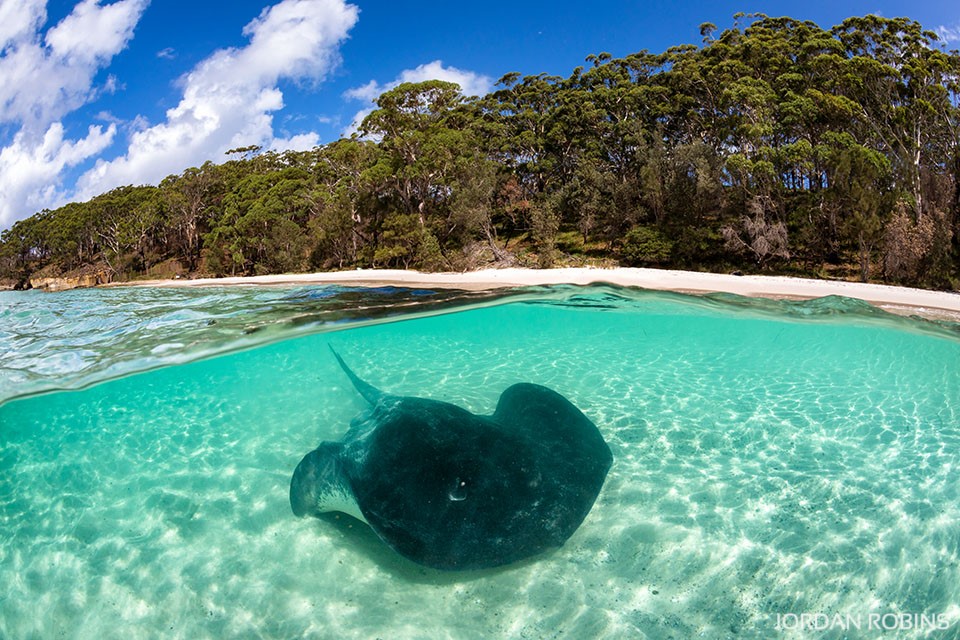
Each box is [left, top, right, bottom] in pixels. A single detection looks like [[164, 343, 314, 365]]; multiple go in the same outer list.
[[110, 267, 960, 321]]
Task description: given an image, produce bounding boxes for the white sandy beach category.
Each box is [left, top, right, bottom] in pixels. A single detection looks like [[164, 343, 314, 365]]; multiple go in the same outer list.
[[122, 267, 960, 320]]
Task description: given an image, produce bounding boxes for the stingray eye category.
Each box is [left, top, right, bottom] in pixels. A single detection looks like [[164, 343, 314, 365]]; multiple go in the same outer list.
[[448, 477, 468, 502]]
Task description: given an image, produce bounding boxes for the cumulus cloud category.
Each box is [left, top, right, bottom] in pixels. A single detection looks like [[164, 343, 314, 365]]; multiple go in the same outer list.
[[343, 60, 493, 136], [0, 0, 146, 131], [0, 0, 45, 49], [0, 123, 116, 221], [0, 0, 147, 228], [46, 0, 146, 64], [76, 0, 359, 200]]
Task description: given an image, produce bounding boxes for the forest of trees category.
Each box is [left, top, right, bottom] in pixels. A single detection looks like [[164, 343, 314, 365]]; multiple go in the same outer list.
[[2, 14, 960, 289]]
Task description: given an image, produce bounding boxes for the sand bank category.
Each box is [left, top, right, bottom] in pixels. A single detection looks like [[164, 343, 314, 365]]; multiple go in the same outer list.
[[119, 267, 960, 320]]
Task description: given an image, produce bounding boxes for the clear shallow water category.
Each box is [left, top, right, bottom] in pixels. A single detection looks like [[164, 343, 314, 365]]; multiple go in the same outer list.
[[0, 285, 506, 404], [1, 285, 959, 638]]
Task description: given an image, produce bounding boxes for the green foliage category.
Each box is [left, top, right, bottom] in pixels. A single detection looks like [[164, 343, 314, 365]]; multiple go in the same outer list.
[[620, 226, 674, 266], [372, 213, 447, 270], [529, 201, 560, 267], [2, 13, 959, 290]]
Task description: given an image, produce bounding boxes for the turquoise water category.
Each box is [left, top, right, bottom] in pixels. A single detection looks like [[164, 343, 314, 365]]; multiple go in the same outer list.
[[1, 285, 959, 638]]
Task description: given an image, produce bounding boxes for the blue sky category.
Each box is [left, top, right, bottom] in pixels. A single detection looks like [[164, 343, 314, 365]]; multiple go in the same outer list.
[[1, 0, 958, 230]]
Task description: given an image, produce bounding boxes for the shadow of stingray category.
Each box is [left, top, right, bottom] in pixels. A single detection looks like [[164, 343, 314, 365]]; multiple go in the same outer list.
[[313, 512, 556, 585]]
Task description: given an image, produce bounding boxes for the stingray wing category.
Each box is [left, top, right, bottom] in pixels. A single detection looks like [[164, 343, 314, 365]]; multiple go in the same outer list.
[[492, 382, 612, 474], [344, 389, 611, 570], [492, 382, 613, 529]]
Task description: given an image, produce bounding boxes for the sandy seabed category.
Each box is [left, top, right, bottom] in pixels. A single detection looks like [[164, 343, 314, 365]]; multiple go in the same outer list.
[[4, 290, 960, 639], [5, 268, 960, 638], [121, 267, 960, 321]]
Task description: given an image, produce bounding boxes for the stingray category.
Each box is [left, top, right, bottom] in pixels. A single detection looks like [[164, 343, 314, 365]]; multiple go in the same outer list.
[[289, 348, 613, 571]]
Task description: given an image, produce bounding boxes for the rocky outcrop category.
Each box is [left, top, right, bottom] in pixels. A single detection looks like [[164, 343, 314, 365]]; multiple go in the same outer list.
[[29, 271, 112, 291]]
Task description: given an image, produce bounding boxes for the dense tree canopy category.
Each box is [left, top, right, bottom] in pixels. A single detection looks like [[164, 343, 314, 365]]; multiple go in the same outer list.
[[3, 13, 959, 289]]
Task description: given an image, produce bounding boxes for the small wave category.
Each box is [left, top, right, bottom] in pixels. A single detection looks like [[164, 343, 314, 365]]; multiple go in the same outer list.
[[526, 284, 960, 337], [1, 283, 956, 406], [0, 285, 512, 405]]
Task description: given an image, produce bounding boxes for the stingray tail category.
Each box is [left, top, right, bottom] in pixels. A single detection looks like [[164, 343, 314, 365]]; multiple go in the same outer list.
[[329, 346, 384, 405]]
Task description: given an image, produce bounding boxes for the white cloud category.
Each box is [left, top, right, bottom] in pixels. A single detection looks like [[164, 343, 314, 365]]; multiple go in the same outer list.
[[343, 79, 381, 102], [0, 122, 115, 222], [45, 0, 145, 65], [0, 0, 147, 131], [75, 0, 359, 200], [936, 24, 960, 45], [0, 0, 148, 228], [272, 132, 321, 152], [0, 0, 46, 50], [343, 60, 493, 136], [93, 110, 123, 124]]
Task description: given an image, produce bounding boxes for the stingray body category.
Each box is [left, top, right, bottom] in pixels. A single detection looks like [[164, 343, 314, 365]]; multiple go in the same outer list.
[[290, 349, 613, 571]]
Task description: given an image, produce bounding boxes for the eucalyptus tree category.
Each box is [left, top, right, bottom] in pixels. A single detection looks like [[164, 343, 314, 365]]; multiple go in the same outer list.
[[205, 166, 314, 275], [91, 185, 163, 274], [486, 72, 565, 197], [160, 162, 227, 271], [359, 80, 468, 219], [831, 17, 955, 220], [307, 138, 382, 268], [358, 80, 495, 268], [36, 202, 99, 270]]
